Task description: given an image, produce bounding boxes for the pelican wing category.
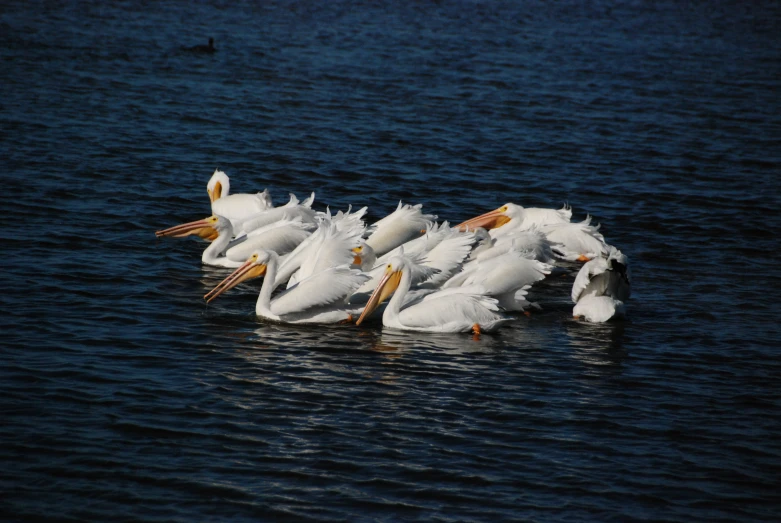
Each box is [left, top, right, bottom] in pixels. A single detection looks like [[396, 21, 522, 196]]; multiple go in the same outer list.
[[461, 252, 551, 296], [333, 206, 368, 231], [397, 287, 506, 332], [226, 219, 312, 261], [515, 205, 571, 230], [543, 216, 607, 261], [365, 201, 437, 257], [289, 221, 365, 287], [571, 256, 610, 303], [238, 202, 318, 235], [212, 192, 273, 224], [417, 230, 476, 288], [271, 267, 370, 316]]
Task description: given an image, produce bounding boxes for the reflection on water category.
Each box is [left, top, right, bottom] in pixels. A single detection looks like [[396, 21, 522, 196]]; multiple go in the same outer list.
[[373, 329, 505, 356], [564, 317, 628, 366]]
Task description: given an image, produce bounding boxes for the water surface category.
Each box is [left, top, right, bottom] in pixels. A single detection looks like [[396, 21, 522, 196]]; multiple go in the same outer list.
[[2, 1, 780, 521]]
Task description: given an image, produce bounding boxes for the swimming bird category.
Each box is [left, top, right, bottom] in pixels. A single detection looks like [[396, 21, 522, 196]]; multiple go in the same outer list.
[[353, 223, 476, 297], [466, 227, 559, 264], [233, 192, 317, 236], [204, 250, 370, 324], [155, 214, 313, 268], [186, 37, 216, 53], [457, 203, 571, 237], [277, 207, 368, 289], [571, 246, 630, 322], [364, 201, 437, 257], [442, 250, 553, 311], [542, 216, 608, 262], [207, 169, 273, 228], [355, 254, 512, 334]]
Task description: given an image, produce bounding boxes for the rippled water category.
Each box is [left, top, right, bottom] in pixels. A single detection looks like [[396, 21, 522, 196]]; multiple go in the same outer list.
[[2, 0, 780, 521]]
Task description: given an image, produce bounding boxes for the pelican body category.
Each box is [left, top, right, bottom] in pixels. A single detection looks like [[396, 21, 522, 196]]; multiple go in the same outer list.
[[571, 246, 630, 322], [457, 203, 571, 236], [207, 170, 273, 228], [356, 255, 511, 334], [155, 214, 312, 267], [205, 250, 369, 324]]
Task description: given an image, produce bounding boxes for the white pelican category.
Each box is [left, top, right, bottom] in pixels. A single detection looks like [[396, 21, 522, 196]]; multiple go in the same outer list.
[[207, 169, 273, 226], [279, 207, 368, 289], [354, 223, 475, 296], [573, 295, 626, 323], [233, 192, 317, 236], [443, 250, 552, 311], [155, 215, 313, 268], [204, 250, 370, 324], [542, 216, 608, 262], [364, 201, 437, 257], [355, 255, 512, 334], [571, 246, 630, 322], [466, 227, 559, 264], [457, 203, 571, 237], [351, 242, 377, 272]]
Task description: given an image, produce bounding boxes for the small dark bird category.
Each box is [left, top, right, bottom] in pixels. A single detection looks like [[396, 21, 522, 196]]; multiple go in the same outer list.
[[187, 37, 216, 53]]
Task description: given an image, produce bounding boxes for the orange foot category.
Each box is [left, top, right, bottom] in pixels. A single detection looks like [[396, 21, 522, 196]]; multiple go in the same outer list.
[[573, 315, 582, 320], [523, 310, 532, 317], [576, 255, 591, 262], [472, 323, 481, 336], [339, 314, 354, 324]]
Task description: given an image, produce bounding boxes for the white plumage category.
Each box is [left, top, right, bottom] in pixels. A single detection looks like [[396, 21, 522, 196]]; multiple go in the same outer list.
[[155, 214, 313, 268], [364, 201, 437, 257], [205, 250, 370, 324], [356, 254, 512, 333], [207, 169, 273, 228], [571, 246, 631, 322]]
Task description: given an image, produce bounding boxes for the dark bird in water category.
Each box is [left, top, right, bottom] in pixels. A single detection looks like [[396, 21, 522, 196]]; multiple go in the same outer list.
[[186, 37, 216, 53]]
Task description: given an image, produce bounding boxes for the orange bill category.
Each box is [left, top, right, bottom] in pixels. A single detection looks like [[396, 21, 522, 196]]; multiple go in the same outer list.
[[355, 266, 402, 325], [456, 206, 511, 232]]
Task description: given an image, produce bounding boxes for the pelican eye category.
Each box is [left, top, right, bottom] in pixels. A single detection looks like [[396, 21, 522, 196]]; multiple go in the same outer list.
[[500, 206, 508, 212]]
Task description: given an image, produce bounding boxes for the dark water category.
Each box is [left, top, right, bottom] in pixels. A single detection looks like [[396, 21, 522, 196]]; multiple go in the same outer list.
[[2, 1, 780, 521]]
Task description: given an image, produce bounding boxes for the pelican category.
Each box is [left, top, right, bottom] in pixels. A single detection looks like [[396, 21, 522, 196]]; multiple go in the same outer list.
[[207, 169, 273, 227], [467, 227, 559, 264], [355, 254, 512, 334], [364, 201, 437, 257], [443, 250, 552, 311], [572, 295, 626, 323], [279, 207, 368, 288], [571, 246, 630, 322], [353, 223, 475, 297], [457, 203, 571, 237], [204, 250, 370, 324], [351, 242, 377, 272], [233, 192, 317, 236], [155, 214, 313, 267], [542, 216, 607, 262]]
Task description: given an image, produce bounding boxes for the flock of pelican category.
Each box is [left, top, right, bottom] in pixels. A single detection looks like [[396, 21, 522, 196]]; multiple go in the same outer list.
[[155, 170, 631, 334]]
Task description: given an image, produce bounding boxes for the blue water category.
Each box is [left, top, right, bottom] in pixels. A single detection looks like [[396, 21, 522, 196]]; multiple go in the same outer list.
[[2, 1, 780, 521]]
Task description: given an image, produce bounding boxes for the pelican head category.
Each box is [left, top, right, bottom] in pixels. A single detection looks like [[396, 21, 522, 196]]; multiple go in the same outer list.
[[207, 169, 230, 203], [204, 250, 271, 303], [355, 256, 405, 325], [351, 243, 377, 271], [456, 203, 521, 232], [155, 215, 228, 242]]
